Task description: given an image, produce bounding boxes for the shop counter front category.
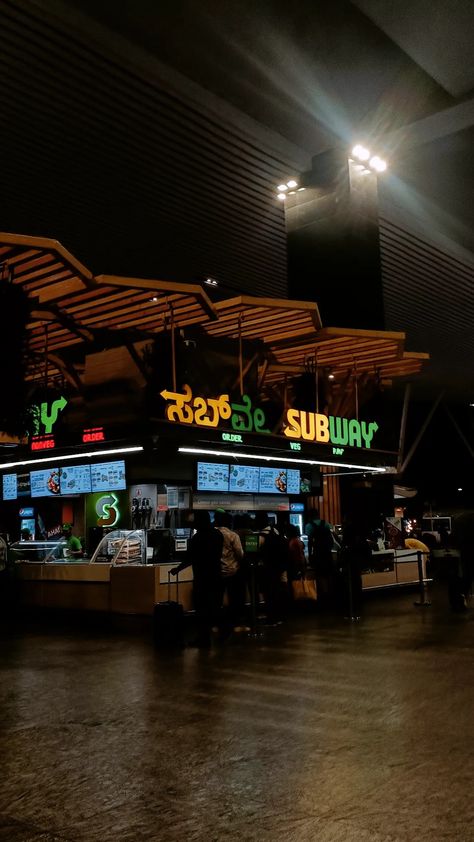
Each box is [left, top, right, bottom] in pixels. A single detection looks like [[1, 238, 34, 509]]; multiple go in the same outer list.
[[362, 548, 429, 591], [16, 561, 193, 615]]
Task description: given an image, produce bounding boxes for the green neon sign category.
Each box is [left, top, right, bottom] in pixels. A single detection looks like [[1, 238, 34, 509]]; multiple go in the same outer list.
[[31, 396, 68, 436]]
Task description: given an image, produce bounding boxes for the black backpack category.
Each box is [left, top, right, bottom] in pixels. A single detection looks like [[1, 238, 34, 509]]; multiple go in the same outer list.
[[260, 526, 289, 570]]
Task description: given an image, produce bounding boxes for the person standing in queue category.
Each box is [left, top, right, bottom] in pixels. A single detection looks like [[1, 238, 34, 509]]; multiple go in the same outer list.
[[257, 513, 288, 626], [171, 510, 223, 648], [340, 518, 370, 620], [305, 509, 335, 607], [61, 523, 83, 559], [213, 509, 246, 635]]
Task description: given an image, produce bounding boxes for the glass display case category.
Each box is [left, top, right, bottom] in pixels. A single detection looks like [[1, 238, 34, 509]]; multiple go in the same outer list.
[[9, 539, 66, 563], [90, 529, 146, 565]]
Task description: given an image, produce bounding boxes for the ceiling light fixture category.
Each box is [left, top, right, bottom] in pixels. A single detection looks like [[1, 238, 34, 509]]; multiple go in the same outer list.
[[277, 184, 288, 192], [287, 179, 298, 188], [352, 144, 370, 161], [277, 192, 287, 201], [369, 155, 387, 173]]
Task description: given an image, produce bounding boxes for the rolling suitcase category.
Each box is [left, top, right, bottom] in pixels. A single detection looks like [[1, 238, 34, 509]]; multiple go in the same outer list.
[[153, 570, 185, 647]]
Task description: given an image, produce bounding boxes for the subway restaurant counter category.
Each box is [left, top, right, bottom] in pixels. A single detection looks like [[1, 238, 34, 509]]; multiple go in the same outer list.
[[16, 562, 194, 614]]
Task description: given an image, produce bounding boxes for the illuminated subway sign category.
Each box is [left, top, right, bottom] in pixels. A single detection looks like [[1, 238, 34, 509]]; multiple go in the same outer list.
[[284, 410, 378, 449], [161, 385, 379, 450], [160, 385, 269, 433]]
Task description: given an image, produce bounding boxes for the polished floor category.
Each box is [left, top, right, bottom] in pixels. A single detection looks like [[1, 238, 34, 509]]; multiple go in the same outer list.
[[1, 588, 473, 842]]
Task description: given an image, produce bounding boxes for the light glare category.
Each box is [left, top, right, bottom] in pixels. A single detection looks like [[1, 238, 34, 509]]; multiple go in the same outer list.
[[277, 192, 286, 201], [369, 156, 387, 172], [287, 179, 298, 188], [277, 184, 288, 192], [352, 145, 370, 161]]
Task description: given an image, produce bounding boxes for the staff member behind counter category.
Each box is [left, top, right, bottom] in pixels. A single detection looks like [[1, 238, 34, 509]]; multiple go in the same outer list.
[[61, 523, 83, 559]]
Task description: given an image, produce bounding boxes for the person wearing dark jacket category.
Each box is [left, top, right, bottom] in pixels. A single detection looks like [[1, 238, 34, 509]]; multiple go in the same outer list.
[[171, 511, 223, 647]]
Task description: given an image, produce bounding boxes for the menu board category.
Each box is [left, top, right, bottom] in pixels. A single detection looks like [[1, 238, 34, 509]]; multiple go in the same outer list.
[[229, 464, 260, 493], [2, 474, 17, 501], [30, 467, 61, 497], [197, 462, 229, 492], [60, 465, 92, 494], [91, 460, 126, 492], [17, 473, 31, 498], [259, 467, 288, 494], [286, 469, 301, 495]]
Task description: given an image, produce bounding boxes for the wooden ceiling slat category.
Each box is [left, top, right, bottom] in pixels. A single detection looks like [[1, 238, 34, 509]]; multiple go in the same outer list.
[[33, 278, 86, 303], [12, 253, 58, 277], [4, 247, 42, 266]]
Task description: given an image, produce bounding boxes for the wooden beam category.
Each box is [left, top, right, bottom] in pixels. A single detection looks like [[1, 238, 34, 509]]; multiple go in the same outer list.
[[96, 274, 217, 321]]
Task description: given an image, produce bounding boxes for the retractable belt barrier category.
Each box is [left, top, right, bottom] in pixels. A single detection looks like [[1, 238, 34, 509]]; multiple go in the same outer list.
[[394, 549, 432, 607]]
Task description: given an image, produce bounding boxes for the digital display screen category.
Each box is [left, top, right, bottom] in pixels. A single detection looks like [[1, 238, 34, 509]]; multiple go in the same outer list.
[[30, 468, 61, 498], [286, 469, 301, 495], [3, 474, 17, 501], [229, 464, 259, 493], [90, 460, 126, 492], [197, 462, 229, 492], [60, 465, 92, 494], [19, 507, 35, 517], [17, 473, 31, 498], [259, 467, 288, 494]]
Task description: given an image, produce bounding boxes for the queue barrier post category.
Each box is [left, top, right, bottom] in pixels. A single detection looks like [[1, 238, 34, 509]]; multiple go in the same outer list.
[[247, 559, 263, 638], [414, 550, 431, 607]]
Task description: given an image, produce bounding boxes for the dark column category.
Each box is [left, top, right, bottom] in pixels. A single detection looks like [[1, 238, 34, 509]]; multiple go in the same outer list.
[[286, 149, 385, 330]]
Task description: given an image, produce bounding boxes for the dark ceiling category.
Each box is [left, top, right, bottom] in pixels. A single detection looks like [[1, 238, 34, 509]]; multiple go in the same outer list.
[[2, 0, 474, 399]]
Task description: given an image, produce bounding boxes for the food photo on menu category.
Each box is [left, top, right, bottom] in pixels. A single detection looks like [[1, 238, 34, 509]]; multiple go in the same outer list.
[[30, 468, 61, 498], [259, 467, 287, 494]]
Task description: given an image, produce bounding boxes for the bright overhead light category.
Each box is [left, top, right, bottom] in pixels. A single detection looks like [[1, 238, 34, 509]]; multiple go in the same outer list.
[[0, 446, 144, 471], [361, 169, 371, 175], [287, 179, 298, 188], [205, 278, 218, 286], [277, 184, 288, 192], [277, 192, 287, 201], [352, 145, 370, 161], [288, 191, 296, 195], [369, 156, 387, 173], [328, 373, 335, 380], [178, 446, 387, 473], [150, 296, 158, 302], [297, 187, 306, 192]]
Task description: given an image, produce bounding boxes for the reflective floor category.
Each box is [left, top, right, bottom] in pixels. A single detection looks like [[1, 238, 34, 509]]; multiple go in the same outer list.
[[1, 588, 473, 841]]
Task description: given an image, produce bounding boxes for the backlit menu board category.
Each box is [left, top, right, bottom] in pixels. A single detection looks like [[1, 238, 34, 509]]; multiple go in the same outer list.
[[2, 474, 17, 501], [229, 464, 259, 493], [60, 465, 92, 494], [197, 462, 229, 492], [30, 467, 61, 498], [286, 469, 301, 496], [259, 467, 288, 494], [90, 460, 126, 492], [17, 473, 31, 498]]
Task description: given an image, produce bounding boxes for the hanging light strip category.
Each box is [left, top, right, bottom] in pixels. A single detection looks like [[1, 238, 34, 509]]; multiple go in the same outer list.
[[0, 446, 144, 471], [178, 447, 387, 473]]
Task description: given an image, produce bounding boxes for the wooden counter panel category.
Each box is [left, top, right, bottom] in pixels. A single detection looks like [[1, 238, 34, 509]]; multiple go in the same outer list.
[[17, 562, 111, 582]]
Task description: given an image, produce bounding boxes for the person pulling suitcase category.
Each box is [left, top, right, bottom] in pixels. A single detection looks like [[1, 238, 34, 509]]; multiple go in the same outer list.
[[170, 511, 223, 647]]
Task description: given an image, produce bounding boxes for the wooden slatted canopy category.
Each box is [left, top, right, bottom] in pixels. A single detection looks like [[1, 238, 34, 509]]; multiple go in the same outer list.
[[264, 326, 428, 384], [0, 232, 428, 391], [0, 233, 217, 376], [204, 295, 322, 342]]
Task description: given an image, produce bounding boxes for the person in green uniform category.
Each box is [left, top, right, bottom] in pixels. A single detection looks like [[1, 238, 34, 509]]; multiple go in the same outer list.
[[61, 523, 83, 559]]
